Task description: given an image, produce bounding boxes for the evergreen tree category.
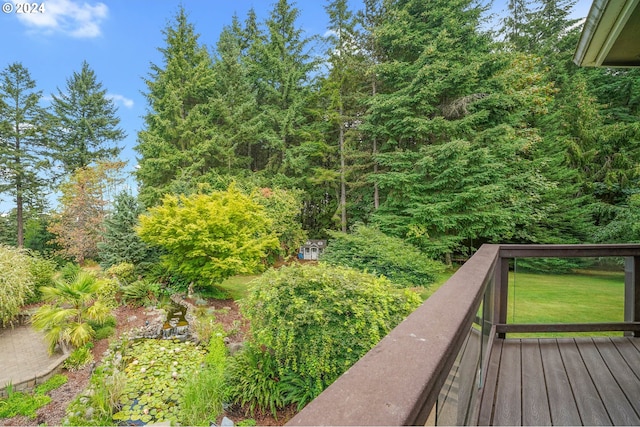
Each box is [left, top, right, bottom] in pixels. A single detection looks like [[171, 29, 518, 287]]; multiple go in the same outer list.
[[0, 62, 50, 248], [209, 15, 261, 172], [98, 191, 158, 272], [250, 0, 317, 173], [51, 61, 125, 175], [322, 0, 368, 232], [135, 6, 217, 207]]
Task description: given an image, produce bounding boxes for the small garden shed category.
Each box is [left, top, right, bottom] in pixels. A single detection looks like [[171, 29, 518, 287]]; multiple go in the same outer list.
[[299, 240, 326, 260]]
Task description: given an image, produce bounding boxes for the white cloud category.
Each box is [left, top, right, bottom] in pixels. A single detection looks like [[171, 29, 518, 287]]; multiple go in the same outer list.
[[12, 0, 108, 38], [106, 93, 134, 109]]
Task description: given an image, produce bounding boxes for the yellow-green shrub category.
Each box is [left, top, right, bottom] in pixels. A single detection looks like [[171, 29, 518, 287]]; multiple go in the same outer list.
[[235, 264, 422, 411], [0, 245, 35, 326]]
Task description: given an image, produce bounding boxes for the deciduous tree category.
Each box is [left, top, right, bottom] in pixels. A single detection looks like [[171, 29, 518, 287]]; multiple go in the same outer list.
[[137, 184, 279, 286], [48, 161, 124, 265]]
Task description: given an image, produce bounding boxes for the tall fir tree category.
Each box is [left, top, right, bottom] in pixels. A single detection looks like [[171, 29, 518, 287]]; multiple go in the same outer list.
[[322, 0, 368, 232], [209, 15, 261, 172], [135, 6, 217, 207], [51, 61, 125, 175], [0, 63, 51, 248], [249, 0, 317, 173]]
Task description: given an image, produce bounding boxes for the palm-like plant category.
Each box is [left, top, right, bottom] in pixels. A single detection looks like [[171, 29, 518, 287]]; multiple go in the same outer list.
[[32, 271, 111, 354]]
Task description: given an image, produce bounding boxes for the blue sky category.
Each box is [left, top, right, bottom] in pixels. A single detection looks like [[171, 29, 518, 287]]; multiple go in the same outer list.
[[0, 0, 592, 208]]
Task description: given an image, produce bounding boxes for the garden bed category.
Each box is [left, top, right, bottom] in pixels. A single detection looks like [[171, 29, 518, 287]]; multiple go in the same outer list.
[[0, 299, 294, 426]]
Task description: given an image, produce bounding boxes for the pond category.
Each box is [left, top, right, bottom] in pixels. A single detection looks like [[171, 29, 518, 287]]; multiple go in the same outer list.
[[112, 338, 206, 425]]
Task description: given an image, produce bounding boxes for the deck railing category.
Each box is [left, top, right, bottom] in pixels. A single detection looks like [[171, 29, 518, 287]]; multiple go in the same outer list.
[[286, 243, 640, 426]]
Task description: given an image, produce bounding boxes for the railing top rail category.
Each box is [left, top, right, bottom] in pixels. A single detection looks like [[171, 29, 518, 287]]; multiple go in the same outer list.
[[499, 243, 640, 258], [287, 244, 500, 426]]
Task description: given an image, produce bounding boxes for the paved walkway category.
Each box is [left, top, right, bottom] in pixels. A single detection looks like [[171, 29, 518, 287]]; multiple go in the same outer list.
[[0, 324, 67, 393]]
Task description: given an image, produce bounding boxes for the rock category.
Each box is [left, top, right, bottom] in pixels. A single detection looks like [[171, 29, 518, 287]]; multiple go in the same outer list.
[[227, 342, 245, 355], [84, 406, 95, 420], [127, 315, 138, 323], [221, 416, 234, 427]]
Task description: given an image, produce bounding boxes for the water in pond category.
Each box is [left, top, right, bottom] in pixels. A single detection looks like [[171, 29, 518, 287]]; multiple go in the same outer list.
[[160, 303, 189, 340]]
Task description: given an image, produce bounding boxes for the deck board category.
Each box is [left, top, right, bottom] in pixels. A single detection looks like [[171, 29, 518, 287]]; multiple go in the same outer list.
[[593, 338, 640, 421], [480, 337, 640, 426], [539, 339, 581, 425], [492, 340, 522, 426], [576, 338, 640, 425], [521, 339, 551, 426]]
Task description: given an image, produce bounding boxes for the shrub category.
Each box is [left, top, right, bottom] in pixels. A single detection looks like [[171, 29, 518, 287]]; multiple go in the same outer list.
[[59, 262, 81, 282], [63, 344, 94, 371], [94, 326, 116, 340], [95, 277, 120, 308], [105, 262, 137, 286], [121, 280, 160, 307], [137, 184, 279, 286], [321, 224, 445, 287], [26, 254, 57, 303], [239, 264, 421, 412], [226, 344, 285, 417], [0, 245, 35, 326]]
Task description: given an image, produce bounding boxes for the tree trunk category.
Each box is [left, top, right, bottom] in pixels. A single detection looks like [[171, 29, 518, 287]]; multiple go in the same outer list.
[[372, 79, 379, 210], [340, 105, 347, 232]]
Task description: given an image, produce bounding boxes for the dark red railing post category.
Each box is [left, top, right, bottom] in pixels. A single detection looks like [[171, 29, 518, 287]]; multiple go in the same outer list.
[[493, 255, 509, 339], [625, 256, 640, 337]]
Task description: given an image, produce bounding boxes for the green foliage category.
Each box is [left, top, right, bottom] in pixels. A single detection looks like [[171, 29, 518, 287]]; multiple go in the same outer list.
[[94, 326, 116, 340], [179, 327, 228, 425], [0, 63, 51, 248], [34, 374, 68, 395], [31, 271, 111, 354], [239, 264, 421, 411], [226, 344, 285, 417], [105, 262, 137, 286], [252, 187, 307, 260], [0, 385, 50, 419], [25, 253, 57, 303], [135, 6, 218, 207], [99, 192, 159, 273], [0, 375, 67, 419], [137, 184, 279, 286], [59, 262, 81, 282], [63, 344, 94, 371], [321, 225, 445, 287], [94, 277, 120, 308], [0, 245, 35, 326], [64, 337, 128, 426], [50, 60, 124, 175], [120, 280, 160, 307]]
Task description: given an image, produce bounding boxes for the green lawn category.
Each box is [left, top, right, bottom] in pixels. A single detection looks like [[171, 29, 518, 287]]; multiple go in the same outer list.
[[216, 275, 259, 300], [507, 270, 625, 330], [420, 267, 626, 337]]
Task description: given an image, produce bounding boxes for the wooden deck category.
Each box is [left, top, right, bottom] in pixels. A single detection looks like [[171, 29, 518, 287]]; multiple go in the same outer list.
[[479, 337, 640, 426]]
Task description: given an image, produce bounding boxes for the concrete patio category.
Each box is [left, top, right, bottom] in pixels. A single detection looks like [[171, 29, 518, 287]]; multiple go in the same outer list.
[[0, 323, 68, 397]]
